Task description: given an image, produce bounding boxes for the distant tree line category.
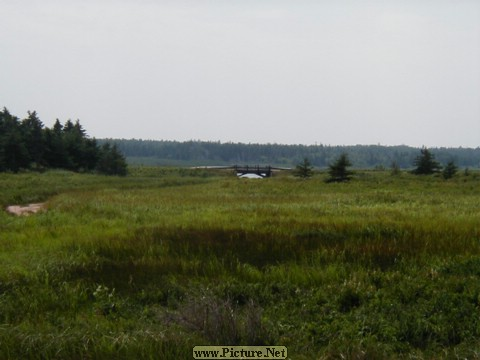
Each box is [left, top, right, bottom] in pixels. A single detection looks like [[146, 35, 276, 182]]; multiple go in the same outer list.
[[0, 108, 127, 175], [105, 139, 480, 169]]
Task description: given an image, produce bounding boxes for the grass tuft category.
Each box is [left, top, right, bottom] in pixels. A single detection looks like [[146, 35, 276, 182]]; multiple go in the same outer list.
[[1, 169, 480, 358]]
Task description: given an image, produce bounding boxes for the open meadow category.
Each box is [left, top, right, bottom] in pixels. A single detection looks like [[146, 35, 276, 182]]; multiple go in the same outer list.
[[1, 168, 480, 359]]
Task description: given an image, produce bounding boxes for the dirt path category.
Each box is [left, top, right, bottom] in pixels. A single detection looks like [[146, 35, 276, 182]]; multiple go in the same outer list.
[[6, 203, 46, 216]]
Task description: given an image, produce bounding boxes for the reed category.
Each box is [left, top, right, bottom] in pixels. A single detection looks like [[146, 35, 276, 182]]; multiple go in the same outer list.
[[0, 169, 479, 358]]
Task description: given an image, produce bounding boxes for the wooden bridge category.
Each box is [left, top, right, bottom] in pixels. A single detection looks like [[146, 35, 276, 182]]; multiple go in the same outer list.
[[234, 165, 273, 178], [192, 165, 291, 178]]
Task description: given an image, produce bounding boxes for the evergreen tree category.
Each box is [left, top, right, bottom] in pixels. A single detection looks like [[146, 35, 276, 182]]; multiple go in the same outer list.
[[62, 120, 83, 170], [83, 138, 100, 171], [293, 157, 314, 178], [96, 143, 128, 176], [44, 119, 70, 168], [0, 108, 128, 175], [21, 111, 45, 168], [442, 161, 458, 179], [412, 147, 442, 175], [0, 108, 7, 171], [0, 109, 30, 172], [53, 118, 63, 133], [61, 119, 97, 171], [327, 153, 353, 182]]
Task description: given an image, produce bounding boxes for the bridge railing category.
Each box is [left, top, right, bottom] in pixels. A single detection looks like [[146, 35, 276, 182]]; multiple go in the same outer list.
[[234, 165, 273, 177], [191, 165, 292, 177]]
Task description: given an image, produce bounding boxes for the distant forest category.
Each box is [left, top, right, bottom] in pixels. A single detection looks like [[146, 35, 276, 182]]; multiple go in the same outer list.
[[3, 105, 477, 172], [0, 108, 127, 175], [103, 139, 480, 169]]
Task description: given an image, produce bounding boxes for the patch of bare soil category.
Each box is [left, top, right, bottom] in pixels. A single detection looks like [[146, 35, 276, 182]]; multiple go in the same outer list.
[[6, 203, 46, 216]]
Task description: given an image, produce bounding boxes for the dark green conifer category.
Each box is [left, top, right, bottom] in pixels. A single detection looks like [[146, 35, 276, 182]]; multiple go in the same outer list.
[[412, 147, 441, 175], [442, 161, 458, 179], [96, 143, 128, 176], [294, 157, 314, 178], [327, 153, 353, 182]]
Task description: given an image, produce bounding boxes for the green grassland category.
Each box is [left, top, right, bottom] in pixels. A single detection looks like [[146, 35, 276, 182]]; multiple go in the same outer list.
[[1, 168, 480, 359]]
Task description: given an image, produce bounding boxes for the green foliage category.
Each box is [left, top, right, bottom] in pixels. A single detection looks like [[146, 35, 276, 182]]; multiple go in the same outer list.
[[390, 161, 401, 176], [0, 108, 30, 172], [327, 152, 353, 182], [0, 108, 126, 175], [293, 157, 313, 178], [1, 170, 480, 358], [412, 147, 442, 175], [20, 111, 45, 168], [109, 138, 480, 169], [442, 160, 458, 179], [96, 143, 128, 176]]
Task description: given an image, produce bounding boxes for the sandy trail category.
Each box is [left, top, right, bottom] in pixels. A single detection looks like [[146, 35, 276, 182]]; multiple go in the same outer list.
[[6, 203, 46, 216]]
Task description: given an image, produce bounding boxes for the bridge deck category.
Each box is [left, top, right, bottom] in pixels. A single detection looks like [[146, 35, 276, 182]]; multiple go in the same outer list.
[[191, 165, 291, 177], [234, 165, 273, 178]]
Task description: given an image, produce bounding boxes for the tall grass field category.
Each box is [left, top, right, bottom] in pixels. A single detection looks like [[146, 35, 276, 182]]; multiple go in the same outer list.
[[1, 168, 480, 359]]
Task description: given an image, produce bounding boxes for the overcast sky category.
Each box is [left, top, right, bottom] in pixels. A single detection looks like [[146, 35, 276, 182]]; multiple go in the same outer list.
[[2, 0, 479, 147]]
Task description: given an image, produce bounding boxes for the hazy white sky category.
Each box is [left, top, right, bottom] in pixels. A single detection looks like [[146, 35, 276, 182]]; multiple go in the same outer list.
[[2, 0, 479, 147]]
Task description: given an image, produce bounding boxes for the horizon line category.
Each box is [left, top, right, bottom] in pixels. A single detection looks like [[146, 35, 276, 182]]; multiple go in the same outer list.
[[97, 138, 480, 150]]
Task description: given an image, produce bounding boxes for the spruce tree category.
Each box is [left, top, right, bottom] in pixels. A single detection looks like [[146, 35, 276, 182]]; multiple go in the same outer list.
[[44, 119, 70, 169], [294, 157, 314, 178], [442, 161, 458, 179], [21, 111, 45, 168], [0, 109, 128, 175], [412, 147, 441, 175], [96, 143, 128, 176], [0, 109, 30, 172], [327, 153, 353, 182]]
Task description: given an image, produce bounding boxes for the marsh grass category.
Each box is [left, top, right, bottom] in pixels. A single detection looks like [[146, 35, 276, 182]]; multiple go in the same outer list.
[[1, 169, 480, 358]]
